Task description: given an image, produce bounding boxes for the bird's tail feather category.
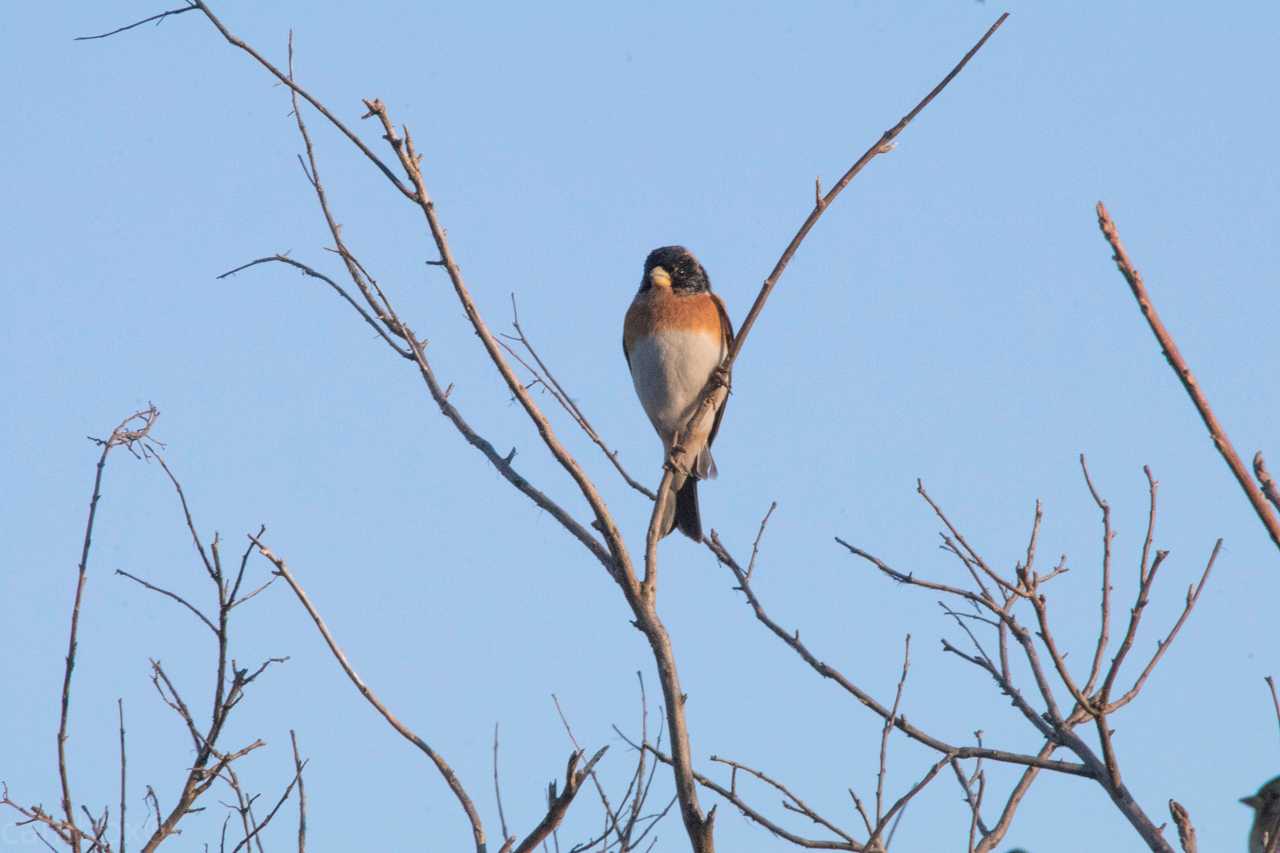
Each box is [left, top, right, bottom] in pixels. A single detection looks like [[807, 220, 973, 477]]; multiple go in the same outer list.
[[696, 447, 717, 480], [674, 478, 703, 542]]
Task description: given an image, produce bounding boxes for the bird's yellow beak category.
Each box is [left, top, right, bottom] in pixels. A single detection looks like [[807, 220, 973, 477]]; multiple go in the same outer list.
[[649, 266, 672, 289]]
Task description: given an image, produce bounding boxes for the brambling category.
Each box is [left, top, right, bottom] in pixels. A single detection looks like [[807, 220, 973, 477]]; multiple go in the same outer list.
[[1243, 775, 1280, 853], [623, 246, 734, 542]]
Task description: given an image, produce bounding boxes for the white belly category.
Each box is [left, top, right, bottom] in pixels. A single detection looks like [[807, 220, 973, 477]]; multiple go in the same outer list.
[[628, 329, 726, 441]]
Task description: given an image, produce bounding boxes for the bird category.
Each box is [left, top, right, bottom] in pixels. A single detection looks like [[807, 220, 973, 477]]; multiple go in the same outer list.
[[1243, 775, 1280, 853], [623, 245, 734, 542]]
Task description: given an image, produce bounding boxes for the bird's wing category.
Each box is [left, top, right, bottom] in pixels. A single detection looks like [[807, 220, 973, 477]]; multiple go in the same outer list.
[[622, 296, 635, 369], [707, 291, 735, 449]]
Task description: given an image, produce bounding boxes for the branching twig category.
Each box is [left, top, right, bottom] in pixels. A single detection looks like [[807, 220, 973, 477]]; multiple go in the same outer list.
[[709, 531, 1088, 776], [57, 406, 159, 853], [503, 296, 655, 500], [290, 731, 306, 853], [628, 738, 856, 851], [75, 3, 197, 41]]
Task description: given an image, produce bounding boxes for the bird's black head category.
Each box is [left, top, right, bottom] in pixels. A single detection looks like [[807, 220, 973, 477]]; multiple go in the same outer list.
[[641, 245, 710, 293]]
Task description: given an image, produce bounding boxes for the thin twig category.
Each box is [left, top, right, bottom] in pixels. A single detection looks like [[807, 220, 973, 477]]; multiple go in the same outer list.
[[494, 724, 512, 846], [182, 2, 414, 197], [551, 696, 623, 847], [227, 753, 308, 853], [119, 698, 127, 853], [874, 636, 911, 826], [1107, 540, 1220, 712], [1267, 677, 1280, 741], [115, 570, 218, 634], [505, 295, 655, 500], [218, 256, 412, 359], [290, 731, 306, 853], [75, 3, 197, 40], [745, 503, 778, 582], [253, 537, 487, 852], [709, 755, 855, 845], [629, 738, 856, 851], [1080, 455, 1114, 697]]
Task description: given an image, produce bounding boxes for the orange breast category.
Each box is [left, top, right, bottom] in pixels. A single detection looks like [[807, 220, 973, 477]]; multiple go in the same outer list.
[[624, 288, 725, 354]]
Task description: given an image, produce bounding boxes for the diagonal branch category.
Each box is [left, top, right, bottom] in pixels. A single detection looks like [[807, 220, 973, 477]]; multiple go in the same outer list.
[[252, 537, 487, 852], [1096, 201, 1280, 553], [182, 2, 414, 198], [649, 12, 1009, 561], [511, 748, 609, 853], [501, 296, 655, 500]]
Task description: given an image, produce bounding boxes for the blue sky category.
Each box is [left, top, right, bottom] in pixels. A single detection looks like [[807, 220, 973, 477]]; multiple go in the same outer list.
[[3, 2, 1278, 851]]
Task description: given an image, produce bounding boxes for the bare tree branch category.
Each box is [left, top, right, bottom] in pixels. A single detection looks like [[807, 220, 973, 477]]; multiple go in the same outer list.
[[173, 2, 415, 197], [115, 569, 217, 635], [118, 699, 126, 853], [511, 749, 609, 853], [218, 256, 412, 359], [629, 740, 857, 851], [1096, 201, 1280, 553], [709, 531, 1088, 776], [648, 13, 1009, 567], [494, 724, 513, 849], [75, 3, 197, 41], [251, 537, 487, 851], [502, 296, 655, 500], [58, 406, 160, 853], [290, 731, 306, 853]]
